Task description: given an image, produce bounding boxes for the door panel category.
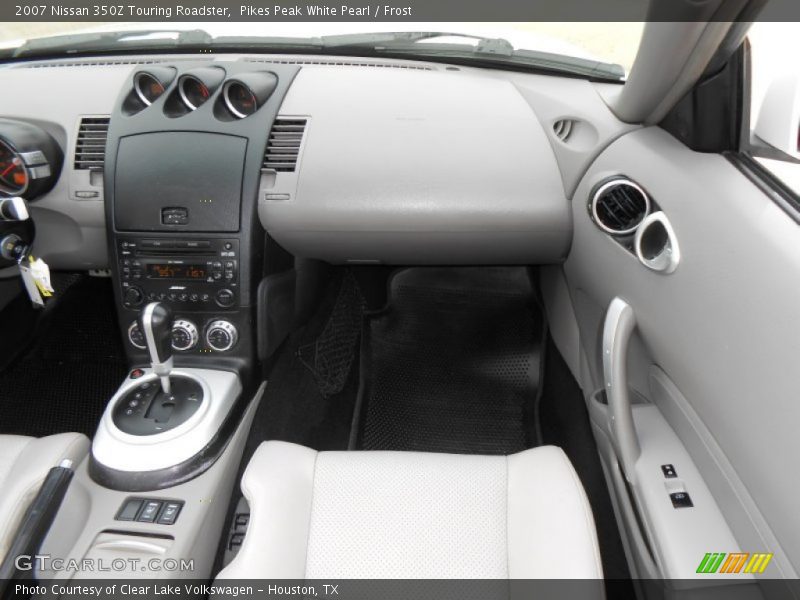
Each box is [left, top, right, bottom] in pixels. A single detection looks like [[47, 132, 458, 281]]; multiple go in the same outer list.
[[563, 126, 800, 580]]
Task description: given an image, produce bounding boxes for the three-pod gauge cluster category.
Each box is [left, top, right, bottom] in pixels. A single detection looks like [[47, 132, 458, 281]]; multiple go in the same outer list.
[[124, 66, 279, 121]]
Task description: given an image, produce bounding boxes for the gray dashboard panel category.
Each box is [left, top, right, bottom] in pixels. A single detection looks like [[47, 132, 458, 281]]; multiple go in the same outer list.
[[261, 67, 571, 264], [0, 55, 636, 270]]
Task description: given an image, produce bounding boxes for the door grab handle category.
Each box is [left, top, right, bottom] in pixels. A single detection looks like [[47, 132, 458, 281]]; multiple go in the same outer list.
[[603, 297, 641, 483]]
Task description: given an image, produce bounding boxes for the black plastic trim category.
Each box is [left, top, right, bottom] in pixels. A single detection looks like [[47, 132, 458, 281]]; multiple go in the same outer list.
[[660, 40, 747, 153], [726, 152, 800, 226]]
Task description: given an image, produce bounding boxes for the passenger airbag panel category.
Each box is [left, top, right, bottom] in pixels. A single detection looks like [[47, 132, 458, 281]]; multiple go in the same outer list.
[[260, 68, 571, 264]]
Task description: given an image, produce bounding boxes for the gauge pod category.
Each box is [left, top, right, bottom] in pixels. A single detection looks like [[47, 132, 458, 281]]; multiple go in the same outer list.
[[132, 67, 176, 106], [0, 119, 63, 200], [0, 139, 29, 196], [177, 67, 226, 112], [179, 75, 210, 110], [222, 72, 278, 119]]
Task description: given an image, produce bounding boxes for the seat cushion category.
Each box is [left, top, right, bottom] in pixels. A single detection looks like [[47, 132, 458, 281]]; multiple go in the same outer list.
[[0, 433, 89, 562], [218, 441, 603, 579]]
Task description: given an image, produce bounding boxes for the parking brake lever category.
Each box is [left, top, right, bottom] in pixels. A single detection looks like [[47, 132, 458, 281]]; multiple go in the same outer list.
[[138, 302, 174, 394]]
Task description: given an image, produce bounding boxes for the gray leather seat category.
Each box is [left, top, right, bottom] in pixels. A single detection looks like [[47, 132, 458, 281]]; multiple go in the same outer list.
[[0, 433, 89, 563], [218, 441, 603, 579]]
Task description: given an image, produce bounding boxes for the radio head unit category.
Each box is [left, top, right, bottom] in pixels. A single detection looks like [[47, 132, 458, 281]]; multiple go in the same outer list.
[[117, 237, 239, 310]]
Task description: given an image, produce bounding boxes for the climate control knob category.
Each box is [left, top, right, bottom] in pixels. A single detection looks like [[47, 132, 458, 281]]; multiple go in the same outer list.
[[205, 320, 238, 352], [127, 321, 147, 350], [171, 319, 199, 351]]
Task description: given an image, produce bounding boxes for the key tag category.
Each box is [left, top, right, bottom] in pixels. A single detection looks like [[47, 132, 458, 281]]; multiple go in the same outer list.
[[19, 255, 54, 308], [18, 259, 44, 308], [29, 256, 54, 298]]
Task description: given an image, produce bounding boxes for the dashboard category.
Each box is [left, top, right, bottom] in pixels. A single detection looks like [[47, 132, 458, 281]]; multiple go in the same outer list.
[[0, 53, 633, 369]]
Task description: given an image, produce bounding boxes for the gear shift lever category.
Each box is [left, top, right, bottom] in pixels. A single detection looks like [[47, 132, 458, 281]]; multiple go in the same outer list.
[[139, 302, 174, 394]]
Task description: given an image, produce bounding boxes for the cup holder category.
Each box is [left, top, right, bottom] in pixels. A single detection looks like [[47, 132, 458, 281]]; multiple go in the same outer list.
[[634, 211, 680, 274]]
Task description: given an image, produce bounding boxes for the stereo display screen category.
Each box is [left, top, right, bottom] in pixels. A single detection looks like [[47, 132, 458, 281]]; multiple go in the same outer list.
[[146, 263, 208, 280]]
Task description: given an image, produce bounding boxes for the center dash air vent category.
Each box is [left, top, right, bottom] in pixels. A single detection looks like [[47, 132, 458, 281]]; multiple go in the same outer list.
[[74, 117, 110, 170], [263, 118, 307, 172], [590, 178, 650, 235]]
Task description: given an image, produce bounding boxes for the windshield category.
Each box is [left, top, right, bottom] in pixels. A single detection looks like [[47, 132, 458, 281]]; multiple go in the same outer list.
[[0, 22, 643, 79]]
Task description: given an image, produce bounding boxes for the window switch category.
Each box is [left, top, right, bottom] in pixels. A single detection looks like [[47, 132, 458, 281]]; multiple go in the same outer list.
[[661, 464, 678, 478], [670, 491, 694, 508], [228, 532, 245, 551], [157, 502, 183, 525], [234, 513, 250, 529], [137, 500, 163, 522], [116, 498, 143, 521]]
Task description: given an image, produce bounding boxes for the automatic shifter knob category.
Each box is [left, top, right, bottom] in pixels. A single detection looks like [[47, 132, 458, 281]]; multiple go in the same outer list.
[[138, 302, 174, 393]]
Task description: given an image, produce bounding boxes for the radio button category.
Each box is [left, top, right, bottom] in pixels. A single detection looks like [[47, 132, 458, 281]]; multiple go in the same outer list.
[[140, 239, 174, 249], [182, 240, 210, 249], [215, 288, 235, 308], [123, 286, 144, 308]]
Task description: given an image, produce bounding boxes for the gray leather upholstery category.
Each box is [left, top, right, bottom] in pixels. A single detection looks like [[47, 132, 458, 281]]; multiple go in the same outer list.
[[0, 433, 89, 562], [218, 441, 603, 579]]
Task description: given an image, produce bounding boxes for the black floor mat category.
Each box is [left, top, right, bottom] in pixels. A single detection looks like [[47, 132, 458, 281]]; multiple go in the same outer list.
[[0, 276, 128, 438], [352, 267, 544, 454]]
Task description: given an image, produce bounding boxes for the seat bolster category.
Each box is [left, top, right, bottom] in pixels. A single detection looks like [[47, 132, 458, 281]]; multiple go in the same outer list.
[[217, 440, 318, 579], [0, 432, 89, 562], [507, 445, 603, 579]]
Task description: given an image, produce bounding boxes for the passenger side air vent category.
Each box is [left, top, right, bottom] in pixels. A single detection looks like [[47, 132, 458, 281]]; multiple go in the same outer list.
[[263, 118, 307, 172], [74, 117, 110, 170], [590, 178, 650, 235], [553, 119, 575, 142]]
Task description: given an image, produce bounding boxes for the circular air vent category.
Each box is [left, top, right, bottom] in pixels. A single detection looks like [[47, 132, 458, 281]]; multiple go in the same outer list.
[[590, 178, 650, 235]]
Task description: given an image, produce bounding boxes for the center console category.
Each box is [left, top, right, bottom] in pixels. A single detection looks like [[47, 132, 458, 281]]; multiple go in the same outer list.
[[90, 60, 301, 489]]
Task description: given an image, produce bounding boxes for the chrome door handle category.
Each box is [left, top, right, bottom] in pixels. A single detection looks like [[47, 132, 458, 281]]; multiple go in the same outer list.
[[603, 297, 641, 483]]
